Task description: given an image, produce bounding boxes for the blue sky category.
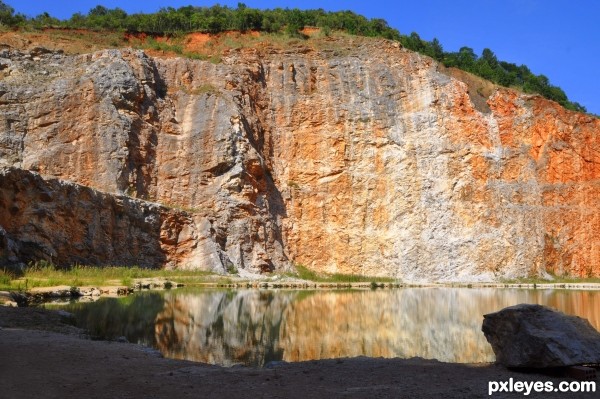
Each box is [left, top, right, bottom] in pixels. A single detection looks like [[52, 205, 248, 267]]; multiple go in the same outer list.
[[6, 0, 599, 114]]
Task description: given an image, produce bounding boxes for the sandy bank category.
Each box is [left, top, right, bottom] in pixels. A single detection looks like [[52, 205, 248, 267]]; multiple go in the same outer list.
[[0, 307, 597, 398]]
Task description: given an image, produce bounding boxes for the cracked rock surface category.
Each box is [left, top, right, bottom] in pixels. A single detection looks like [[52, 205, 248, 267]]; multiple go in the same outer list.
[[1, 39, 599, 280]]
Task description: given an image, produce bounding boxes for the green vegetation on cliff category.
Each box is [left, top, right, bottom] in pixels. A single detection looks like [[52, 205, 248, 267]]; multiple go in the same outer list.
[[0, 1, 589, 113]]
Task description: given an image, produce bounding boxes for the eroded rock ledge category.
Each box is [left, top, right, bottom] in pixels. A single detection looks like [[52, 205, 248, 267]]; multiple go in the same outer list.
[[0, 167, 228, 272]]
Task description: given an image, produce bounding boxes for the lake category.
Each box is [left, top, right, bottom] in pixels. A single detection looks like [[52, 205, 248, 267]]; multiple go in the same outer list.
[[58, 287, 600, 367]]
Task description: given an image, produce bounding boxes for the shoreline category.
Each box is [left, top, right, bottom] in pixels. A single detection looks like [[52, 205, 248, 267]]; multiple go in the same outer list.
[[3, 280, 600, 307], [0, 306, 597, 399]]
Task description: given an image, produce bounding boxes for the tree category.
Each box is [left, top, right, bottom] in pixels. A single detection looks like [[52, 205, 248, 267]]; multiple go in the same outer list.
[[69, 12, 86, 28], [261, 13, 282, 33], [234, 7, 262, 32], [481, 48, 498, 68], [401, 32, 425, 52], [368, 18, 388, 36], [0, 0, 13, 25], [0, 0, 25, 26], [32, 12, 60, 28], [88, 5, 109, 16], [430, 38, 444, 61], [456, 47, 477, 71], [207, 16, 225, 34]]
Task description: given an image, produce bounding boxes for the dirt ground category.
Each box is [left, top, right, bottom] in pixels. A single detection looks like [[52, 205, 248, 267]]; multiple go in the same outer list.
[[0, 306, 597, 399]]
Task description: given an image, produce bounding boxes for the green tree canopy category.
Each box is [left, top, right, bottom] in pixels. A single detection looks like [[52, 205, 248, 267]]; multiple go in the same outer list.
[[0, 3, 589, 114]]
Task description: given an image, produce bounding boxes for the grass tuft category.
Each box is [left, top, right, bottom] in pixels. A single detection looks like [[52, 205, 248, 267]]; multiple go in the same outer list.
[[145, 37, 183, 54], [181, 84, 220, 97], [501, 274, 600, 285], [0, 268, 14, 290], [2, 261, 219, 290], [290, 265, 395, 283]]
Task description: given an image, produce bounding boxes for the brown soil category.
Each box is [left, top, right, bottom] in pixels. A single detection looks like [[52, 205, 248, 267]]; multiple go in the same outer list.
[[184, 32, 212, 51], [0, 306, 596, 398], [0, 29, 126, 54], [438, 65, 499, 113], [301, 26, 321, 36], [0, 27, 354, 62]]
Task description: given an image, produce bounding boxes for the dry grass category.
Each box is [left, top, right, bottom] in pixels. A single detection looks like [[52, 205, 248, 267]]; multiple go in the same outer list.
[[1, 28, 129, 54]]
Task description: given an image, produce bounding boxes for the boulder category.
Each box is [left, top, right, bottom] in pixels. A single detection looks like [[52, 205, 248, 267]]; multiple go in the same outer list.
[[482, 304, 600, 368]]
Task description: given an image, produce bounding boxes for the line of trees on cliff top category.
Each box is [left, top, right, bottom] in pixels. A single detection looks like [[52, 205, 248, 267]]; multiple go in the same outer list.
[[0, 2, 588, 113]]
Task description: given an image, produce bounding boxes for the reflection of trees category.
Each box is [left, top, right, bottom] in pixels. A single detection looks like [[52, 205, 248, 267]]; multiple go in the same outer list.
[[68, 292, 165, 344], [154, 290, 298, 366]]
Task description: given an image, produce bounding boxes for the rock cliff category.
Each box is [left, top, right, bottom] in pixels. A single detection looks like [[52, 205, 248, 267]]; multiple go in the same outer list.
[[0, 167, 222, 270], [0, 36, 598, 280]]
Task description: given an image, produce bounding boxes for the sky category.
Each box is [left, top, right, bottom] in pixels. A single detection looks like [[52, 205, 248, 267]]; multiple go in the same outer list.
[[6, 0, 600, 114]]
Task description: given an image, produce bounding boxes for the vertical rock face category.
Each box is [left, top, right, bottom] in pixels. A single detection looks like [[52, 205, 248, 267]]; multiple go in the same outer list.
[[0, 38, 598, 280], [234, 40, 600, 280], [0, 167, 211, 269], [0, 48, 288, 274]]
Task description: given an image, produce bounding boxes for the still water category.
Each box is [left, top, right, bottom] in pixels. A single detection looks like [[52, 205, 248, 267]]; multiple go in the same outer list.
[[60, 288, 600, 367]]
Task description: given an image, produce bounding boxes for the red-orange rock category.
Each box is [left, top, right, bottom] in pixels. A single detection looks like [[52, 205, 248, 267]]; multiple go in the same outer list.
[[0, 37, 598, 280]]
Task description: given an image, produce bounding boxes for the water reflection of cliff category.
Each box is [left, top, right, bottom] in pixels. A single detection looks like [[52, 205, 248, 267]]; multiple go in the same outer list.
[[154, 288, 600, 366], [155, 290, 295, 366]]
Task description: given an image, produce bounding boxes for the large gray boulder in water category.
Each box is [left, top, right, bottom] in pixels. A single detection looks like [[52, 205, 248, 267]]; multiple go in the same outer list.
[[482, 304, 600, 368]]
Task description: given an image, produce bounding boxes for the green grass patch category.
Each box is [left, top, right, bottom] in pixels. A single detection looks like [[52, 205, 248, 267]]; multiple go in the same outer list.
[[0, 268, 14, 291], [144, 37, 184, 54], [3, 261, 219, 290], [182, 52, 208, 61], [501, 273, 600, 285], [181, 84, 220, 97], [288, 264, 396, 283]]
